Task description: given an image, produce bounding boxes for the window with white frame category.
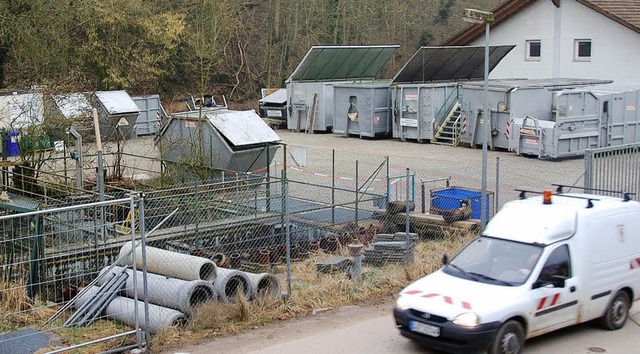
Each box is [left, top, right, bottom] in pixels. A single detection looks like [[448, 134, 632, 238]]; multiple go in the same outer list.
[[525, 40, 541, 61], [574, 39, 592, 61]]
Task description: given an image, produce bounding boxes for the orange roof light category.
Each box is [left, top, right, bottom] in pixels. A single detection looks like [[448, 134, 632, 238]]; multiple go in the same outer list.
[[543, 189, 552, 204]]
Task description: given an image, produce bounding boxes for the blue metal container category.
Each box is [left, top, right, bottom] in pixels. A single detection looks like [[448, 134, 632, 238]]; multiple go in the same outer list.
[[5, 130, 21, 157], [430, 187, 490, 220]]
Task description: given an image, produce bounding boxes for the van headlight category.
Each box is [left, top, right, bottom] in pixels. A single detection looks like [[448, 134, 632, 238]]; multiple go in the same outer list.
[[395, 295, 410, 311], [453, 312, 479, 328]]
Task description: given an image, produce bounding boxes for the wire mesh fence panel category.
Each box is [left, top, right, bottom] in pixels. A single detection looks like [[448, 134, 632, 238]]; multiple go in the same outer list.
[[0, 195, 144, 353], [585, 143, 640, 200]]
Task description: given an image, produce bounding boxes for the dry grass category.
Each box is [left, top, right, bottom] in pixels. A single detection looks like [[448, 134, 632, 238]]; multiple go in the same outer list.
[[1, 232, 474, 353], [151, 231, 475, 352], [0, 280, 56, 332]]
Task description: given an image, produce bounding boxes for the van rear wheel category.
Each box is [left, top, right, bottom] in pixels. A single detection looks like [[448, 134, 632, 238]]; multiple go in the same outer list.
[[601, 291, 630, 330], [489, 320, 524, 354]]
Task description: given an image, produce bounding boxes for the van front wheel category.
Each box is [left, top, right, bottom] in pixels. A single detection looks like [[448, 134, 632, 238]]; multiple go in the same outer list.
[[601, 291, 630, 330], [489, 320, 524, 354]]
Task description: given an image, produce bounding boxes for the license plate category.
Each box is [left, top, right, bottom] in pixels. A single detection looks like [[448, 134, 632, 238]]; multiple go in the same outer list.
[[409, 321, 440, 337]]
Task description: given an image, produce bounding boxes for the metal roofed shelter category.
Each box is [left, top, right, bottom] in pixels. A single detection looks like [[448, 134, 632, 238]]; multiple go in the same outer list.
[[258, 88, 287, 125], [392, 45, 515, 84], [92, 90, 140, 141], [286, 45, 399, 132], [157, 108, 281, 179], [391, 45, 514, 143], [510, 81, 640, 158]]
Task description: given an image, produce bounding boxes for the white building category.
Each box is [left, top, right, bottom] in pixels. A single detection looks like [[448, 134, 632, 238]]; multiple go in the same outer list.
[[444, 0, 640, 82]]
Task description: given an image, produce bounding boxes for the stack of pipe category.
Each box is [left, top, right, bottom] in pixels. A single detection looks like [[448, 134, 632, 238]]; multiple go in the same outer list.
[[75, 286, 186, 334], [244, 272, 281, 300], [119, 244, 217, 282], [98, 266, 216, 316], [212, 267, 253, 303]]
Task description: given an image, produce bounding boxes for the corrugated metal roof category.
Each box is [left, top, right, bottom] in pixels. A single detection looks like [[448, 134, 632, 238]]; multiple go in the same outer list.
[[259, 88, 287, 104], [53, 93, 92, 119], [95, 90, 139, 115], [392, 45, 515, 83], [288, 45, 399, 82]]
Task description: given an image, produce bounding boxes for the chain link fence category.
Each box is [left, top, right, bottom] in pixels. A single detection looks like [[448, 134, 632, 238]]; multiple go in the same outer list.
[[1, 133, 638, 352]]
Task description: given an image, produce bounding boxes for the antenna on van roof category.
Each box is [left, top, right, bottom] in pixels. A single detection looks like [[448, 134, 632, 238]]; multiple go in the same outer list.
[[552, 184, 635, 202]]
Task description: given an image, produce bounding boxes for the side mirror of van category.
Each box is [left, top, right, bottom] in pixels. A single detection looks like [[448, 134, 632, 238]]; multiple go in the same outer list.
[[532, 275, 566, 289], [550, 275, 566, 288], [442, 254, 449, 265]]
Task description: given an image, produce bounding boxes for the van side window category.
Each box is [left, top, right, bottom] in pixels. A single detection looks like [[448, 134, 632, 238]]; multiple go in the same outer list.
[[537, 245, 571, 282]]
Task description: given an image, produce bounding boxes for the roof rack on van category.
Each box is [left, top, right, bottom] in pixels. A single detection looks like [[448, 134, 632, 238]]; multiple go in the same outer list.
[[552, 184, 635, 202], [515, 189, 598, 208]]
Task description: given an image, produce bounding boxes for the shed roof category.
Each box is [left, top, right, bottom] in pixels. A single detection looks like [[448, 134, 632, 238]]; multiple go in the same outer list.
[[52, 93, 92, 119], [287, 45, 399, 82], [171, 109, 280, 146], [444, 0, 640, 46], [392, 45, 515, 83], [95, 90, 139, 115], [259, 88, 287, 104]]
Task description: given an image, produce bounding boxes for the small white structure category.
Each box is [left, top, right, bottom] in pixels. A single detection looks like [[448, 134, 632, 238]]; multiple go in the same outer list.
[[0, 91, 44, 130]]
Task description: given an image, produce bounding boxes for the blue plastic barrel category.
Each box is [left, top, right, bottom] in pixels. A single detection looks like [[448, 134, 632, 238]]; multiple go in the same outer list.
[[5, 130, 20, 157]]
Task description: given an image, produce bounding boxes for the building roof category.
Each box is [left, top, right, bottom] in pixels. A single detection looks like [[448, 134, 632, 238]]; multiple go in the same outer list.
[[392, 45, 515, 83], [286, 45, 399, 82], [444, 0, 640, 46]]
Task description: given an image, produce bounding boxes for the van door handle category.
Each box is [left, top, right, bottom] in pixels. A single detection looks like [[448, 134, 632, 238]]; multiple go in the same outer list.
[[570, 286, 576, 293]]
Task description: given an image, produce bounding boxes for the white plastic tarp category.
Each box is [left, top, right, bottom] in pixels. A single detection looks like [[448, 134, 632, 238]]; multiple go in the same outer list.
[[0, 92, 44, 129]]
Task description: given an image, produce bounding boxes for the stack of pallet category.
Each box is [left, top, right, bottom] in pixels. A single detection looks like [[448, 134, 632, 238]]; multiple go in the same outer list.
[[363, 232, 419, 266]]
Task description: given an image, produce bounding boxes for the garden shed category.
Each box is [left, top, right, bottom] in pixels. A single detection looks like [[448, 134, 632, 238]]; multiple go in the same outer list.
[[91, 90, 140, 141], [157, 108, 281, 178]]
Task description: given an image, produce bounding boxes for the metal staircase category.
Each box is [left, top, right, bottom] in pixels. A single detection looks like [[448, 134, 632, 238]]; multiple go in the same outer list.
[[433, 102, 462, 146]]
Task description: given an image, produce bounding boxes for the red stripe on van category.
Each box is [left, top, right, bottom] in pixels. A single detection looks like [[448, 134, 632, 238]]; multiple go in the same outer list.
[[422, 293, 438, 298], [537, 297, 547, 310], [444, 296, 453, 304], [405, 290, 421, 295], [550, 293, 560, 306], [462, 301, 472, 310]]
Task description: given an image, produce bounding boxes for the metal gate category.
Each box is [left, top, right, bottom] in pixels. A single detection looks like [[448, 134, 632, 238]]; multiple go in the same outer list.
[[0, 195, 146, 353], [584, 142, 640, 200]]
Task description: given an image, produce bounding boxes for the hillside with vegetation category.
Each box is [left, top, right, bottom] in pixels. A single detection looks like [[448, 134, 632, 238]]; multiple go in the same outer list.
[[0, 0, 503, 104]]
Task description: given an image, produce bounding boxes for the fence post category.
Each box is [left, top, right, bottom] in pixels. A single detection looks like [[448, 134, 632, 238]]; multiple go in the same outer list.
[[495, 156, 500, 213], [284, 172, 291, 299], [355, 160, 359, 230], [584, 149, 593, 190], [332, 149, 336, 224], [405, 168, 411, 265], [138, 193, 149, 348]]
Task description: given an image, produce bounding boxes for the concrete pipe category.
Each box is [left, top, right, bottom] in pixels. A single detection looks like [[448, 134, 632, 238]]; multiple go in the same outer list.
[[119, 244, 217, 282], [244, 272, 281, 300], [212, 267, 253, 303], [76, 286, 186, 334], [98, 266, 216, 316]]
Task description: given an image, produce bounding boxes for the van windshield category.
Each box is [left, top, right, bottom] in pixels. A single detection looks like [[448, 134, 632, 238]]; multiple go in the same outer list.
[[444, 236, 543, 286]]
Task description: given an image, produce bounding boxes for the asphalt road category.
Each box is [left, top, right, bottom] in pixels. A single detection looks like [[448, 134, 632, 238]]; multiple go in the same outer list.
[[173, 300, 640, 354]]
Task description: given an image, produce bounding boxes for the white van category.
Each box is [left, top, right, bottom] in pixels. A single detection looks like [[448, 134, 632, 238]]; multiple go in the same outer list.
[[393, 189, 640, 354]]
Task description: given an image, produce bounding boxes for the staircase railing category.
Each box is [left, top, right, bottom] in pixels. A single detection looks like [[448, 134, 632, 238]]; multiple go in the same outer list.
[[433, 83, 461, 130]]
